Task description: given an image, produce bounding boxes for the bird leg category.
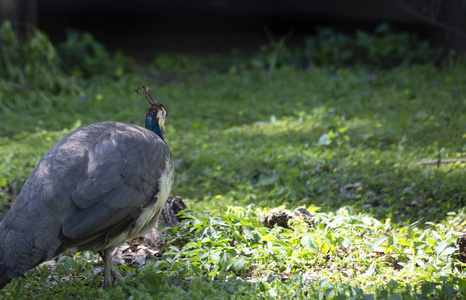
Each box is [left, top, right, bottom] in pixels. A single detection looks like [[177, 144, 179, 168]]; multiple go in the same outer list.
[[99, 248, 121, 288]]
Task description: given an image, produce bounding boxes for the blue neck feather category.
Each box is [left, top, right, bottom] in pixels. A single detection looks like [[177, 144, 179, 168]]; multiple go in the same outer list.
[[145, 115, 164, 140]]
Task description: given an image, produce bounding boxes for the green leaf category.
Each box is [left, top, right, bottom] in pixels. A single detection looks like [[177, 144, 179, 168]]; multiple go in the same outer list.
[[441, 282, 456, 299], [317, 133, 332, 146], [459, 278, 466, 292], [371, 236, 389, 249], [197, 251, 209, 261], [0, 178, 7, 187], [231, 258, 247, 273], [321, 242, 330, 255], [440, 247, 456, 257], [387, 279, 399, 289], [421, 282, 439, 295], [261, 234, 276, 242], [156, 226, 173, 232], [407, 226, 415, 240], [338, 126, 348, 133], [435, 240, 452, 256], [387, 234, 398, 247], [301, 236, 319, 252], [268, 288, 278, 297], [257, 175, 278, 187], [327, 130, 338, 139]]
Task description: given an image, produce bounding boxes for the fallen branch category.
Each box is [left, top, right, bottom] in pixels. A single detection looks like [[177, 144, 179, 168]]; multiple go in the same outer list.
[[417, 159, 466, 166]]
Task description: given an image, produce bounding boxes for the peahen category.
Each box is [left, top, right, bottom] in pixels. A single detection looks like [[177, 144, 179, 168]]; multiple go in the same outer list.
[[0, 86, 174, 288]]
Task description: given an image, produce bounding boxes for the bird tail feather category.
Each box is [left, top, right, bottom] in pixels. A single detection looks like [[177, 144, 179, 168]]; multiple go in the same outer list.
[[0, 262, 12, 289]]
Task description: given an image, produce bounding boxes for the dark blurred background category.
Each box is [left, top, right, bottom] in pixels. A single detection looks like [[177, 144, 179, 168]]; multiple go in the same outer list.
[[1, 0, 466, 63]]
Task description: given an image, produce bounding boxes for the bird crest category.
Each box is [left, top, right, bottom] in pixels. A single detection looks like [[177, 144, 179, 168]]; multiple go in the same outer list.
[[135, 86, 157, 105]]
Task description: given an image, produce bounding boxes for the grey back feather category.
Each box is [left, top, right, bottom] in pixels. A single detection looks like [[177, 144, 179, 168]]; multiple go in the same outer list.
[[0, 121, 173, 286]]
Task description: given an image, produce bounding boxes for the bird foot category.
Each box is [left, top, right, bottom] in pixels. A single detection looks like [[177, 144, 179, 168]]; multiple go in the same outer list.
[[101, 267, 121, 289], [99, 248, 122, 289]]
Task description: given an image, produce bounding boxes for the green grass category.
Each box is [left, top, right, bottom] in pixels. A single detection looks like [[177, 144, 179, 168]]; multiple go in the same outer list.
[[1, 28, 466, 298]]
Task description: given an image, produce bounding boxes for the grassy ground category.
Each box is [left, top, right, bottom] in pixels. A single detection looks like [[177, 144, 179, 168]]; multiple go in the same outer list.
[[1, 24, 466, 299]]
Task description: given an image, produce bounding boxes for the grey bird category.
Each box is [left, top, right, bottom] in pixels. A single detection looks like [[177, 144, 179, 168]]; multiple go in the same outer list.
[[0, 86, 174, 288]]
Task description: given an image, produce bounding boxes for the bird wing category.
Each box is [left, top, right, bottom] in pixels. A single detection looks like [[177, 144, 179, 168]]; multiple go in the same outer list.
[[60, 122, 172, 250]]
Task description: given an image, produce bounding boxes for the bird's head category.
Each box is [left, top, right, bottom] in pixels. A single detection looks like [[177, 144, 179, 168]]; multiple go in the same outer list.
[[135, 86, 167, 140]]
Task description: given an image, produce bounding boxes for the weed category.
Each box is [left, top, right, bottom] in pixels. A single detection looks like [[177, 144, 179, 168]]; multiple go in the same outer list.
[[0, 23, 465, 299]]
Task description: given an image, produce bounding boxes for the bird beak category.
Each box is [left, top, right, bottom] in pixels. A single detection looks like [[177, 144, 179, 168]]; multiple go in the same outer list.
[[161, 125, 166, 135]]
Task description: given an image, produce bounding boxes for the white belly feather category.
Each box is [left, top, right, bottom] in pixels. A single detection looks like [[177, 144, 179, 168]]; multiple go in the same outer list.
[[135, 158, 174, 235], [100, 158, 174, 250]]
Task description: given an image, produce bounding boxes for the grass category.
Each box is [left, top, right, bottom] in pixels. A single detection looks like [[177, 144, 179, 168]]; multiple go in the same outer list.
[[1, 26, 466, 298]]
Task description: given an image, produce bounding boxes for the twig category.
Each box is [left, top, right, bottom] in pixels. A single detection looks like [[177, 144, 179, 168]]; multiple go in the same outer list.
[[417, 159, 466, 166], [395, 0, 466, 39], [409, 217, 425, 227], [263, 25, 293, 78]]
